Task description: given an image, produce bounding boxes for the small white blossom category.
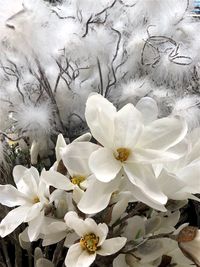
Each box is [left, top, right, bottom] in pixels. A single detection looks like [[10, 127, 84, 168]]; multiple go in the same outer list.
[[64, 211, 127, 267]]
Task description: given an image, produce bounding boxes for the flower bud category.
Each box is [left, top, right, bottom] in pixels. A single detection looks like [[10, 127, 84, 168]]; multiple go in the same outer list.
[[178, 226, 200, 267]]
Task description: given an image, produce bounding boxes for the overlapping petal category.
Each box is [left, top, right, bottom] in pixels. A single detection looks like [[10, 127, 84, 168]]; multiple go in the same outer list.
[[78, 176, 121, 214], [85, 94, 116, 147], [113, 103, 143, 149], [61, 141, 100, 176], [97, 237, 126, 256], [0, 185, 29, 207], [41, 170, 74, 191], [124, 163, 167, 205], [137, 116, 187, 151], [89, 148, 121, 182], [0, 206, 30, 237]]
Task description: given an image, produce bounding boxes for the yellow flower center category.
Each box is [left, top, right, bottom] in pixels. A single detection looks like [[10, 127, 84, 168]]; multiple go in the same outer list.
[[71, 175, 86, 186], [80, 233, 99, 253], [33, 196, 40, 203], [115, 148, 131, 162]]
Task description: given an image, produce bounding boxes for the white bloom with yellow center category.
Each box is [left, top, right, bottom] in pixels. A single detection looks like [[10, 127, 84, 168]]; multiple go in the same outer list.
[[82, 94, 187, 207], [0, 165, 50, 237], [65, 211, 127, 267]]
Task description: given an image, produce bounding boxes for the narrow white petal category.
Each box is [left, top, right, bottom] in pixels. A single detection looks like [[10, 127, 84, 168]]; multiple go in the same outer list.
[[132, 147, 184, 163], [85, 94, 116, 147], [41, 170, 74, 191], [157, 168, 187, 200], [96, 223, 108, 246], [61, 142, 100, 177], [65, 243, 82, 267], [25, 202, 43, 222], [135, 97, 158, 124], [113, 103, 143, 149], [64, 211, 87, 236], [89, 148, 121, 182], [0, 206, 29, 237], [78, 177, 120, 214], [129, 183, 167, 212], [13, 165, 40, 191], [0, 185, 29, 207], [124, 164, 167, 205], [27, 212, 44, 241], [55, 134, 67, 161], [98, 237, 127, 256], [137, 116, 187, 150]]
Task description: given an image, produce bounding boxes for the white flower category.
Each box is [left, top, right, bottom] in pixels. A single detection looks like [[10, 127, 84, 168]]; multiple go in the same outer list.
[[0, 165, 50, 237], [64, 211, 127, 267], [84, 94, 187, 206], [157, 128, 200, 202], [86, 94, 187, 181]]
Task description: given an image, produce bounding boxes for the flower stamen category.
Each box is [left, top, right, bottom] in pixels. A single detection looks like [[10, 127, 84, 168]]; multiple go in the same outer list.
[[33, 196, 40, 203], [71, 175, 86, 186], [115, 148, 131, 162], [80, 233, 99, 253]]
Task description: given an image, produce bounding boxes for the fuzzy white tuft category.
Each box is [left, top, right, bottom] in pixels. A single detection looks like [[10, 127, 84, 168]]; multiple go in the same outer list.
[[14, 101, 54, 138], [171, 96, 200, 131]]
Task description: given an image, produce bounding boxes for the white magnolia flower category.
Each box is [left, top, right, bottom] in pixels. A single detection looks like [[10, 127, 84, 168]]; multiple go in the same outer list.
[[83, 94, 187, 206], [64, 211, 127, 267], [157, 129, 200, 202], [0, 165, 50, 237]]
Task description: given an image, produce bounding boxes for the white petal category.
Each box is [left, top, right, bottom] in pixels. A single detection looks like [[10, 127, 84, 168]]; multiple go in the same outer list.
[[27, 212, 44, 241], [96, 223, 109, 246], [137, 116, 187, 150], [43, 232, 67, 246], [61, 142, 100, 177], [89, 148, 121, 182], [13, 165, 39, 190], [157, 169, 187, 200], [128, 183, 167, 212], [65, 243, 82, 267], [123, 216, 145, 241], [177, 161, 200, 192], [45, 221, 67, 234], [78, 177, 120, 214], [55, 134, 67, 161], [113, 103, 143, 149], [124, 164, 167, 205], [73, 133, 92, 142], [14, 172, 39, 199], [135, 97, 158, 124], [85, 94, 116, 147], [132, 147, 184, 163], [25, 202, 43, 222], [0, 206, 29, 237], [41, 170, 74, 191], [110, 192, 135, 225], [77, 250, 96, 267], [64, 211, 87, 236], [98, 237, 127, 256], [0, 185, 29, 207]]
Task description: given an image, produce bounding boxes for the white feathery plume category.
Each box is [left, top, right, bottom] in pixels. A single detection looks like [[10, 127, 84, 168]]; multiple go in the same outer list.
[[171, 96, 200, 131], [14, 101, 54, 139]]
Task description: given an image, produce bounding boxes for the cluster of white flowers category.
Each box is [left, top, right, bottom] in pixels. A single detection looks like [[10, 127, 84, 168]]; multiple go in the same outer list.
[[0, 0, 200, 266], [0, 93, 200, 267]]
